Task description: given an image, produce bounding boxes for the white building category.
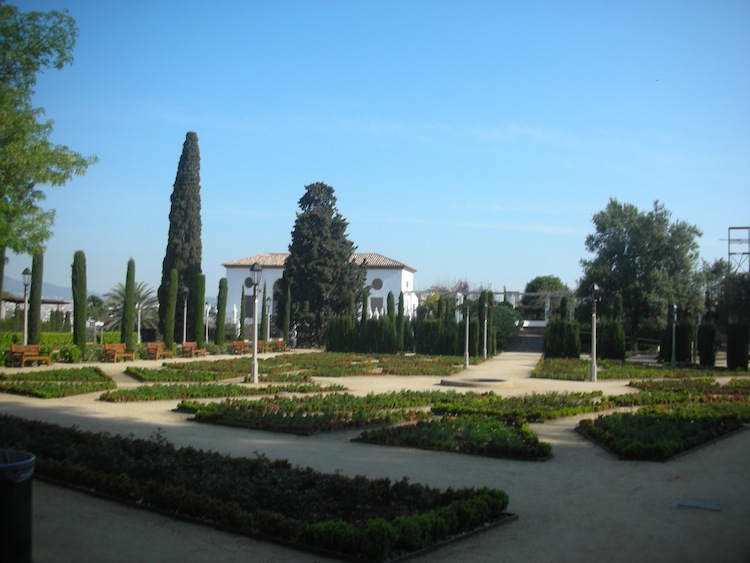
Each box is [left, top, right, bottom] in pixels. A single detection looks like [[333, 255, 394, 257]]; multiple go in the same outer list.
[[222, 252, 418, 334]]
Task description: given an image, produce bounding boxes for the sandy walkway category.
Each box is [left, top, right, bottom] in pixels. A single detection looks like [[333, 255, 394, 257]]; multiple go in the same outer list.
[[1, 350, 748, 562]]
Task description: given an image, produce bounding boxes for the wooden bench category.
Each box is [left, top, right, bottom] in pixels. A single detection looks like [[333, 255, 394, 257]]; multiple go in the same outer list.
[[103, 343, 135, 363], [231, 340, 247, 354], [10, 344, 51, 367], [146, 342, 173, 360], [181, 342, 207, 358]]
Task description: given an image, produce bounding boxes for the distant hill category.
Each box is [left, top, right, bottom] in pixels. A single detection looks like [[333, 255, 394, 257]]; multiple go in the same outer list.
[[3, 276, 216, 305], [3, 276, 73, 300]]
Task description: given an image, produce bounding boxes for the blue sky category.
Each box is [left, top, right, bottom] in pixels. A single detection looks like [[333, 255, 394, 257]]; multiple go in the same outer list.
[[6, 0, 749, 298]]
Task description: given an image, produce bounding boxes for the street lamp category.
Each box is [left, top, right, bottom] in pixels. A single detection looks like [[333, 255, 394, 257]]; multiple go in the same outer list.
[[463, 296, 470, 369], [181, 287, 189, 344], [590, 283, 599, 382], [246, 263, 262, 383], [671, 304, 677, 368], [204, 302, 211, 343], [482, 301, 488, 360], [22, 268, 31, 345]]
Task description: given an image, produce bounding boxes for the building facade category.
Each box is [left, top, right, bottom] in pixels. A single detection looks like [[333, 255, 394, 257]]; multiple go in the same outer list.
[[222, 252, 418, 335]]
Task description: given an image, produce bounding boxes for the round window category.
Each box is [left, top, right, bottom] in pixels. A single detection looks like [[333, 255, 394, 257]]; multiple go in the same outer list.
[[372, 278, 383, 290]]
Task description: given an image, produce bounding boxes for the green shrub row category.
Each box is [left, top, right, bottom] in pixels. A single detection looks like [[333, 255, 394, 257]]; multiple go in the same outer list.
[[0, 415, 510, 561], [99, 382, 345, 402]]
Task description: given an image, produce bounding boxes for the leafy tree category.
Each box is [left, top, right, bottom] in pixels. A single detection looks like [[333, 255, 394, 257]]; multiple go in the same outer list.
[[104, 281, 158, 332], [579, 199, 701, 351], [71, 250, 86, 350], [214, 278, 227, 345], [158, 132, 202, 343], [522, 275, 567, 320], [27, 251, 42, 344], [282, 182, 365, 345], [0, 3, 97, 297]]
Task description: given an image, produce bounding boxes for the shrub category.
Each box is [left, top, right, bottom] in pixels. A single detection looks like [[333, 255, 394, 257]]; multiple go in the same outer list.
[[697, 322, 716, 367], [57, 344, 82, 363], [727, 323, 749, 371]]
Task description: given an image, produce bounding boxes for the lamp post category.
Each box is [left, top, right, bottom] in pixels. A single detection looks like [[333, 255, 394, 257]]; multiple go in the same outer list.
[[181, 287, 189, 343], [482, 301, 488, 360], [671, 304, 677, 368], [136, 304, 142, 344], [22, 268, 31, 345], [464, 296, 470, 369], [590, 283, 599, 382], [204, 302, 211, 343], [246, 262, 262, 383]]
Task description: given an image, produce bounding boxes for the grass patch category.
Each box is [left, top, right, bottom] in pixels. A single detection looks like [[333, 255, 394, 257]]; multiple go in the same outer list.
[[0, 367, 115, 398]]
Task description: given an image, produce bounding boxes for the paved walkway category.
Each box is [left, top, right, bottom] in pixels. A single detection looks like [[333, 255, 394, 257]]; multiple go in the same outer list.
[[1, 348, 748, 562]]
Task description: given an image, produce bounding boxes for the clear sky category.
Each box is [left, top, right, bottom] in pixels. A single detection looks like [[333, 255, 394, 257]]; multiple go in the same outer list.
[[6, 0, 750, 298]]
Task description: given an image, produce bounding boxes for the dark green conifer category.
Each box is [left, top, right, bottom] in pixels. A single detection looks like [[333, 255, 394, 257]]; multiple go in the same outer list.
[[71, 250, 87, 351], [164, 269, 178, 348], [283, 182, 365, 345], [215, 278, 227, 345], [121, 258, 136, 350], [158, 132, 203, 343], [28, 252, 43, 345]]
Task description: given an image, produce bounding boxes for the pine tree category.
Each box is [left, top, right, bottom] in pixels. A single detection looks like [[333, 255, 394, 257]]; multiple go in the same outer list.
[[215, 278, 227, 346], [121, 259, 136, 350], [158, 132, 203, 343], [71, 250, 87, 351], [283, 182, 365, 345], [28, 252, 43, 345]]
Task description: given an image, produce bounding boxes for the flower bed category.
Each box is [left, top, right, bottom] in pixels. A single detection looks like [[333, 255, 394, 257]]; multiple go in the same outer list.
[[99, 382, 346, 402], [531, 358, 733, 381], [355, 415, 552, 460], [0, 414, 512, 561], [0, 367, 115, 398]]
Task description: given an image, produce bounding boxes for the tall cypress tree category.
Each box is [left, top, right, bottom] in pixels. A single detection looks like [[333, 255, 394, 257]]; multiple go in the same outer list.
[[28, 252, 43, 345], [158, 132, 203, 343], [215, 278, 228, 346], [71, 250, 87, 351], [194, 273, 206, 348], [283, 182, 365, 346], [121, 259, 136, 350], [239, 286, 246, 340], [260, 283, 268, 341], [164, 268, 178, 348]]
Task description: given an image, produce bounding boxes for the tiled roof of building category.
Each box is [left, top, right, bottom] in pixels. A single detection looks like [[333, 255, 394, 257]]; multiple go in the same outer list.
[[223, 252, 415, 272]]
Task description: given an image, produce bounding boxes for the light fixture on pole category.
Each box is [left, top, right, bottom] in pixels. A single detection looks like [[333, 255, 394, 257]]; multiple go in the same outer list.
[[181, 287, 189, 344], [246, 262, 262, 383], [22, 268, 31, 345], [482, 301, 488, 360], [204, 302, 211, 343], [464, 295, 470, 369], [590, 283, 599, 382], [671, 304, 677, 368]]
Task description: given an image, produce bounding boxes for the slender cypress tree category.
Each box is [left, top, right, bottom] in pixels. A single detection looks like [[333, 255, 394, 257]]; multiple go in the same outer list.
[[194, 273, 206, 348], [397, 291, 405, 351], [164, 269, 178, 348], [121, 259, 136, 350], [71, 250, 87, 351], [158, 132, 203, 343], [28, 252, 43, 345], [283, 279, 291, 342], [215, 278, 228, 346], [260, 283, 268, 341], [239, 286, 246, 340]]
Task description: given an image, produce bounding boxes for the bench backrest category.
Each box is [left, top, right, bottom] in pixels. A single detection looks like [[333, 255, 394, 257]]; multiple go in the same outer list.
[[146, 342, 164, 350], [11, 344, 40, 354], [104, 343, 126, 352], [183, 342, 197, 350]]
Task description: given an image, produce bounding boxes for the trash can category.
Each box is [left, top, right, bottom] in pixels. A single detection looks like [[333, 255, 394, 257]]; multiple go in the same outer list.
[[0, 449, 35, 563]]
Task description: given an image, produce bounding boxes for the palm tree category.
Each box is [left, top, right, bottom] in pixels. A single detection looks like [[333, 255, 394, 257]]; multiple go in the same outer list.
[[104, 282, 158, 332]]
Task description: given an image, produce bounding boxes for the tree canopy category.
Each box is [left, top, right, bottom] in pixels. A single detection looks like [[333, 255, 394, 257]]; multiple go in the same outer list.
[[282, 182, 365, 345], [579, 198, 701, 348], [157, 132, 202, 342], [0, 2, 97, 294], [522, 274, 568, 320]]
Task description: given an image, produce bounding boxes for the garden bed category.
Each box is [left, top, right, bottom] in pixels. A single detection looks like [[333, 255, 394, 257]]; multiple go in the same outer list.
[[0, 414, 513, 562]]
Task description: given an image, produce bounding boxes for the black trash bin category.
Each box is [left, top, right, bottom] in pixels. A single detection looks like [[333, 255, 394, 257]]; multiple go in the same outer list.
[[0, 449, 35, 563]]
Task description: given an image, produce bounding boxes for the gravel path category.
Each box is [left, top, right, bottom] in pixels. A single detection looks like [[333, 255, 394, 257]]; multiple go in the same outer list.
[[1, 350, 748, 563]]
